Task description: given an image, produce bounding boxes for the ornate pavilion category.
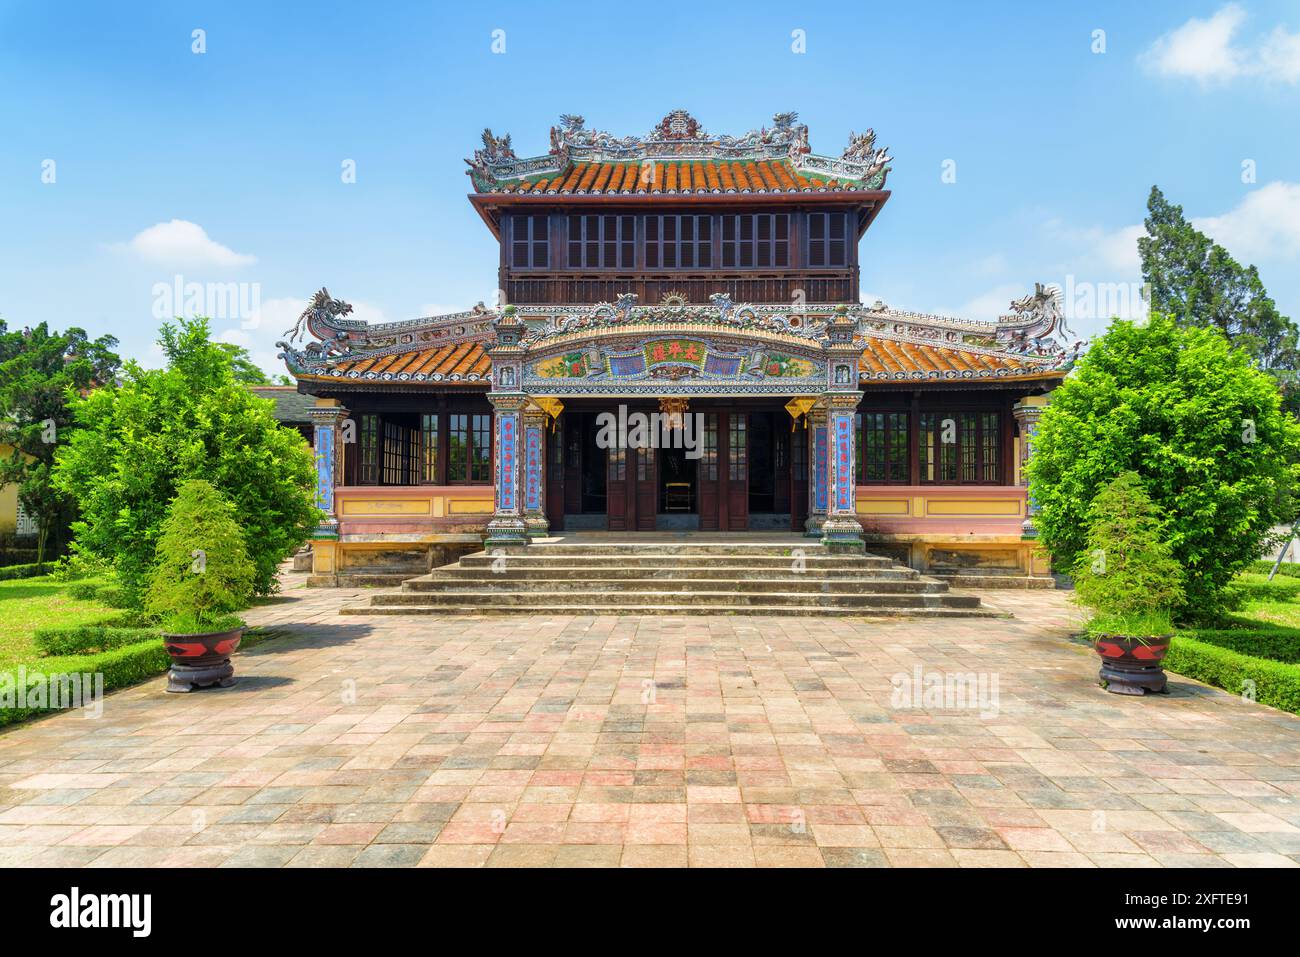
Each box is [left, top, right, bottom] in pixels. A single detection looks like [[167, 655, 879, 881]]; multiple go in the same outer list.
[[278, 111, 1079, 585]]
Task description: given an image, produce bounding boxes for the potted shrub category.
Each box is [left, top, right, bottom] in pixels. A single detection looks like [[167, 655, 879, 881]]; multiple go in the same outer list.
[[144, 480, 255, 693], [1072, 472, 1185, 696]]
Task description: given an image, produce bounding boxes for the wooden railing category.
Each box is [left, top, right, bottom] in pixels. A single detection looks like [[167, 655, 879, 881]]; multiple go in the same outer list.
[[505, 272, 855, 306]]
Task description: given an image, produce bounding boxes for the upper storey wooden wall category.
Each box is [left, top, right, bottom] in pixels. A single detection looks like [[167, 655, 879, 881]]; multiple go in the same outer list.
[[497, 207, 863, 306]]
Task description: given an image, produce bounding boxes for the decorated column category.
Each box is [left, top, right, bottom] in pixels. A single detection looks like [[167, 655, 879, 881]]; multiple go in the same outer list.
[[1012, 395, 1048, 538], [308, 399, 349, 535], [307, 399, 350, 580], [485, 306, 530, 551], [805, 404, 829, 538], [818, 304, 866, 553], [522, 402, 549, 539]]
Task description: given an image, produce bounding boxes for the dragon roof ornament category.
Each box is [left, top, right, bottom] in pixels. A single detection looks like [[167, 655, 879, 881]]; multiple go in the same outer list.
[[466, 110, 891, 191]]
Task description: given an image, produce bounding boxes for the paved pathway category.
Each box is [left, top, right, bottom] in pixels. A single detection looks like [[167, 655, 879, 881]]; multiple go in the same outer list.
[[2, 574, 1299, 868]]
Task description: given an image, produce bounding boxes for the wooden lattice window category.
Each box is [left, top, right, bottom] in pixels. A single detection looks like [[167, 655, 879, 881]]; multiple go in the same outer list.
[[568, 214, 634, 269], [920, 412, 1000, 484], [645, 215, 712, 269], [858, 412, 909, 484], [721, 214, 789, 268], [807, 212, 849, 267], [510, 214, 549, 269]]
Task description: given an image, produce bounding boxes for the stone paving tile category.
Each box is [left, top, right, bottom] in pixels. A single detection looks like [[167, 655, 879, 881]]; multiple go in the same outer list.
[[2, 575, 1300, 868]]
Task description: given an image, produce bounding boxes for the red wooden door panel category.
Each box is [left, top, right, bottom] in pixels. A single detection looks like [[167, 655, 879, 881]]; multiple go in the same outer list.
[[546, 419, 565, 532], [791, 422, 809, 531], [699, 412, 720, 531], [725, 411, 749, 531], [606, 445, 629, 531], [635, 445, 657, 531]]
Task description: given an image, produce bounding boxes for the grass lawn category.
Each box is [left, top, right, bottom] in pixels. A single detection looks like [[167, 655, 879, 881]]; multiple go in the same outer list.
[[0, 572, 279, 729], [0, 575, 125, 669], [1162, 565, 1300, 713]]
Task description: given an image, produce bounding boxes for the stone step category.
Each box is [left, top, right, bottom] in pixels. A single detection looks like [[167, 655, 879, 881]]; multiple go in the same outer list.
[[338, 540, 997, 619], [401, 575, 948, 595], [367, 589, 983, 609], [500, 542, 841, 557], [930, 572, 1056, 590], [419, 565, 922, 583], [341, 602, 1003, 618], [456, 553, 897, 571], [312, 572, 415, 587]]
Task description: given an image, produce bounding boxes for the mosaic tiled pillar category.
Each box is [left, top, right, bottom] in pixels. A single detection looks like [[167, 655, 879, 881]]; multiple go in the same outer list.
[[522, 407, 549, 539], [1012, 395, 1048, 538], [805, 406, 829, 538], [307, 401, 349, 539], [485, 394, 529, 551], [820, 394, 866, 553]]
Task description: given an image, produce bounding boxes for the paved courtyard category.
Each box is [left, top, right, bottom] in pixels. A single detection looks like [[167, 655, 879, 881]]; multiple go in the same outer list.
[[2, 575, 1300, 868]]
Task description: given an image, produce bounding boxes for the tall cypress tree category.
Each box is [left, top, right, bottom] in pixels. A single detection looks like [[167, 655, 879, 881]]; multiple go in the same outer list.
[[1139, 187, 1299, 395]]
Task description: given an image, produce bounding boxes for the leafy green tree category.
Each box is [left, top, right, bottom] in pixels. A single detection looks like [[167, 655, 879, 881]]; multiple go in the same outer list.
[[1139, 186, 1299, 381], [53, 317, 318, 602], [145, 480, 255, 632], [216, 342, 287, 385], [1027, 314, 1300, 617], [1072, 472, 1185, 633], [0, 320, 121, 563]]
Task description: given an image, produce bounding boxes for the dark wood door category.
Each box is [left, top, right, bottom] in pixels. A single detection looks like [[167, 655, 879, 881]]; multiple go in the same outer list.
[[546, 420, 565, 532], [724, 411, 749, 531], [606, 445, 629, 531], [699, 412, 721, 531], [634, 445, 657, 531], [791, 422, 809, 531]]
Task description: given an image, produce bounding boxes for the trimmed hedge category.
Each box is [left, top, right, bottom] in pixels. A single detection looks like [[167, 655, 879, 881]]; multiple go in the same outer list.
[[0, 639, 170, 728], [0, 627, 276, 728], [0, 563, 46, 581], [1248, 560, 1300, 578], [32, 624, 161, 657], [1165, 634, 1300, 715], [1188, 629, 1300, 664]]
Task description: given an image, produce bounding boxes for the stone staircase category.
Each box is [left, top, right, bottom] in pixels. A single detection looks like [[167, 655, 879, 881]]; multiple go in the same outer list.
[[340, 540, 1002, 618]]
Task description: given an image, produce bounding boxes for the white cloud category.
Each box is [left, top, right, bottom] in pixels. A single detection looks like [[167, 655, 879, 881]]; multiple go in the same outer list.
[[418, 302, 470, 317], [1193, 181, 1300, 260], [116, 219, 256, 268], [1260, 23, 1300, 82], [1043, 219, 1143, 278], [1141, 4, 1300, 84], [1141, 4, 1247, 83], [952, 283, 1027, 323]]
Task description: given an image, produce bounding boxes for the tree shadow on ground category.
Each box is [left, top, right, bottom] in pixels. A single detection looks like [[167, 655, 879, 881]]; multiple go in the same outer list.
[[242, 623, 376, 656]]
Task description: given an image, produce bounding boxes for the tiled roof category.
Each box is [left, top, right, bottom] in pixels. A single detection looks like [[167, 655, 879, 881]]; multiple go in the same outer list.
[[296, 341, 491, 384], [493, 159, 876, 196], [248, 385, 315, 423], [860, 338, 1056, 381]]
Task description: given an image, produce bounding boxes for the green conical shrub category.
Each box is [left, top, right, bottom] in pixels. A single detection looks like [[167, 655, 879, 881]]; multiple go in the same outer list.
[[1073, 471, 1185, 635], [144, 480, 254, 633]]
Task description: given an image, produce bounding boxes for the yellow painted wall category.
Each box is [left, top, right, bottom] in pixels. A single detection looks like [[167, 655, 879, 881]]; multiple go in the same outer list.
[[0, 443, 23, 535]]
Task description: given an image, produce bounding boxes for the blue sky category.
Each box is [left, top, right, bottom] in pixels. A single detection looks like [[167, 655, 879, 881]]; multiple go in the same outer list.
[[2, 0, 1298, 376]]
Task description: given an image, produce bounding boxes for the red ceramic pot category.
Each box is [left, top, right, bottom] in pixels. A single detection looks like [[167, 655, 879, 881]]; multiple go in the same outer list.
[[1092, 634, 1172, 696], [162, 626, 245, 693]]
